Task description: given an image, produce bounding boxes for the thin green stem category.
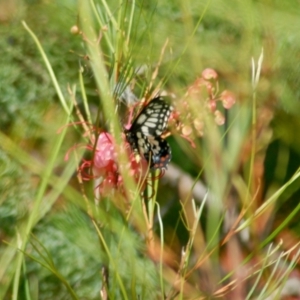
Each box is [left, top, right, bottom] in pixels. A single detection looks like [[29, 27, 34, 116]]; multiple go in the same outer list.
[[79, 69, 92, 125], [11, 112, 72, 300], [22, 21, 71, 116], [156, 203, 165, 297]]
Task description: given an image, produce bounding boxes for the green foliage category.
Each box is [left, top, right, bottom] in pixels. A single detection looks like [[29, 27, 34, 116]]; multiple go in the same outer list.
[[0, 150, 34, 236], [0, 1, 81, 130], [2, 0, 300, 299]]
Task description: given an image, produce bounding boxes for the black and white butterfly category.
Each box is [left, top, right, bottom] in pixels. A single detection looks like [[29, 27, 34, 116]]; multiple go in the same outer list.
[[125, 97, 173, 170]]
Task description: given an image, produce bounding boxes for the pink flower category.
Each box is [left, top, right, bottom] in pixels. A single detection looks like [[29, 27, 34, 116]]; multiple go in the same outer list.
[[214, 110, 225, 125], [90, 132, 149, 196], [220, 90, 236, 109], [202, 68, 218, 80], [93, 133, 117, 176]]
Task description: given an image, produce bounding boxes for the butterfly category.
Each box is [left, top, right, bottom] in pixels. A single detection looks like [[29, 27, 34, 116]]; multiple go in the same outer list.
[[125, 97, 173, 170]]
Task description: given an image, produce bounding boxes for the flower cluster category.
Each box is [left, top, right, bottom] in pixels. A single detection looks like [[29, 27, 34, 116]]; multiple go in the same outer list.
[[171, 68, 236, 140], [74, 68, 234, 196], [79, 132, 148, 197]]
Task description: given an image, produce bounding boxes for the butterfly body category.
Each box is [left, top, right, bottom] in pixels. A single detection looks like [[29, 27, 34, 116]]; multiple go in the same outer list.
[[125, 97, 173, 170]]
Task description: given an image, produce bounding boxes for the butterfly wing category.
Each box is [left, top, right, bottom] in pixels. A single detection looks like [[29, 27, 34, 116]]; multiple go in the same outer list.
[[125, 97, 173, 170], [130, 97, 173, 136], [145, 136, 172, 169]]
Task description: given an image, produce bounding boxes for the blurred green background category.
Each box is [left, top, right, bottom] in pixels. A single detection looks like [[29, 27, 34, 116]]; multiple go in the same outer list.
[[1, 0, 300, 299]]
